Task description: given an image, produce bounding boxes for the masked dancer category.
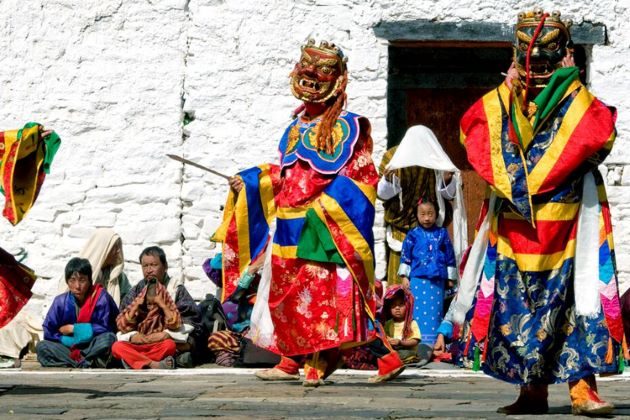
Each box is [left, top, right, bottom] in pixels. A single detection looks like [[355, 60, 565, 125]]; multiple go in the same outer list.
[[456, 9, 624, 415], [214, 39, 404, 386]]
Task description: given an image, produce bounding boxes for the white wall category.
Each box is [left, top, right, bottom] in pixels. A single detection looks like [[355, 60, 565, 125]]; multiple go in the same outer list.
[[1, 0, 628, 317]]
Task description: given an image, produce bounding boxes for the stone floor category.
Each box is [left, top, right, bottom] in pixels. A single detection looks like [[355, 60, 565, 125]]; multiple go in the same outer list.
[[1, 361, 629, 419]]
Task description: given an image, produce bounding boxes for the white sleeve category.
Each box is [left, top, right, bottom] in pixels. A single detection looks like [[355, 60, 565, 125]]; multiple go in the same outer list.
[[165, 324, 194, 343], [397, 263, 411, 277], [377, 176, 401, 200], [438, 176, 457, 200], [116, 331, 137, 342]]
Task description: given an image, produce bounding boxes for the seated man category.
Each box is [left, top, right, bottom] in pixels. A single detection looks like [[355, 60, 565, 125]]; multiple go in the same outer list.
[[36, 258, 118, 368], [119, 246, 203, 367], [112, 279, 181, 369]]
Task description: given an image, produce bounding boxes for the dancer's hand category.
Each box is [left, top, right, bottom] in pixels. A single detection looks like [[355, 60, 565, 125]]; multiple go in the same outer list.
[[561, 50, 575, 68], [443, 171, 454, 184], [228, 176, 243, 193], [504, 62, 520, 90], [433, 334, 446, 356], [248, 253, 265, 275], [382, 168, 395, 181], [41, 126, 53, 138], [400, 276, 410, 290]]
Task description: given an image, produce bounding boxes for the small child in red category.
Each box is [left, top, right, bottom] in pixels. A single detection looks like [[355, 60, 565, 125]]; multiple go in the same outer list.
[[382, 286, 424, 364]]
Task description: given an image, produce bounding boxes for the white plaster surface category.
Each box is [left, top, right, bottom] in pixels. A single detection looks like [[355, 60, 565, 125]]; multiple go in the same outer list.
[[1, 0, 629, 320]]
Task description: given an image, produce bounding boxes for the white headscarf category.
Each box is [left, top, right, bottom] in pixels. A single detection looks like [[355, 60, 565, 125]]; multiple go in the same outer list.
[[58, 228, 128, 305]]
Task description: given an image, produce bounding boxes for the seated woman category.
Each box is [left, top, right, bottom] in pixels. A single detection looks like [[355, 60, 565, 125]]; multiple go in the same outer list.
[[36, 258, 119, 368], [112, 280, 181, 369]]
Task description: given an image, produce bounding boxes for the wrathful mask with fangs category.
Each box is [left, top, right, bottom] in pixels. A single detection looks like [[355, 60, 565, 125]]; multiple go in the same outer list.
[[290, 40, 347, 103], [513, 9, 572, 89]]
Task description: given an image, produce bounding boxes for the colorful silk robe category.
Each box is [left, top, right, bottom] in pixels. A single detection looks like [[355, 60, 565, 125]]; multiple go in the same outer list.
[[459, 67, 624, 384], [214, 111, 379, 356], [0, 122, 61, 225]]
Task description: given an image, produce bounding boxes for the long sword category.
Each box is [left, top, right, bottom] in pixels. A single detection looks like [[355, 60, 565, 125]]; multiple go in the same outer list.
[[166, 154, 231, 180]]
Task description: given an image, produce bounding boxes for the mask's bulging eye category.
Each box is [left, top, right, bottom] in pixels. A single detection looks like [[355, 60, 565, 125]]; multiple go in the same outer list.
[[546, 42, 558, 51]]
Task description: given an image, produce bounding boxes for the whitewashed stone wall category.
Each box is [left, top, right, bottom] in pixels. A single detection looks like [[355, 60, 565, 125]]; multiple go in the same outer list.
[[1, 0, 629, 318]]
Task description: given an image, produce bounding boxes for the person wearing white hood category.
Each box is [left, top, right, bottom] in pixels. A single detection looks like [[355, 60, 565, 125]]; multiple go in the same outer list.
[[377, 125, 467, 288]]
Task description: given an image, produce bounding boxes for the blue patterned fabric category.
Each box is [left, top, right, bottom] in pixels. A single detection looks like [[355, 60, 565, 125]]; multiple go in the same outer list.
[[399, 226, 456, 280], [278, 111, 361, 175], [483, 255, 619, 384], [410, 276, 445, 346]]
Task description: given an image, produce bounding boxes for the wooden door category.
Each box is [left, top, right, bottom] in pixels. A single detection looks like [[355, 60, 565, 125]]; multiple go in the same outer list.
[[405, 88, 489, 242]]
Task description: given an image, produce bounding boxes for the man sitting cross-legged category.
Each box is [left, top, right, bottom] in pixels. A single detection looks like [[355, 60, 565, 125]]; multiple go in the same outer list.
[[112, 279, 181, 369], [118, 246, 203, 368], [36, 257, 119, 368]]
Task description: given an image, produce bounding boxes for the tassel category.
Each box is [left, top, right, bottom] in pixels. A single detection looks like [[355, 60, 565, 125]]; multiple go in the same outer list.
[[472, 345, 481, 372], [604, 337, 614, 364]]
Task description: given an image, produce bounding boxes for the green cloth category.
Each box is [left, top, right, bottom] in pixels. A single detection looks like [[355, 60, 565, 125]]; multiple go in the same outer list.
[[532, 66, 580, 130], [510, 67, 580, 148], [296, 208, 344, 264], [43, 131, 61, 174]]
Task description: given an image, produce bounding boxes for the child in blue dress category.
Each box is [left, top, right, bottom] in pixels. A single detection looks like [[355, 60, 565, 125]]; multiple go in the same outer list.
[[398, 198, 456, 346]]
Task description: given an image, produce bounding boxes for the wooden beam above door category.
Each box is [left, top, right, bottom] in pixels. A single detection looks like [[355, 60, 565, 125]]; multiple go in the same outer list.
[[373, 19, 607, 45]]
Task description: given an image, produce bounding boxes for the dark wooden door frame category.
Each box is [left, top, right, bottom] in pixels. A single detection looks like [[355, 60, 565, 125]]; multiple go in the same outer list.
[[373, 19, 607, 45]]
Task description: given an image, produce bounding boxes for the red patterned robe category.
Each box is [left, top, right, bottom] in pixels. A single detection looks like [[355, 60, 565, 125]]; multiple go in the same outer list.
[[215, 111, 379, 356]]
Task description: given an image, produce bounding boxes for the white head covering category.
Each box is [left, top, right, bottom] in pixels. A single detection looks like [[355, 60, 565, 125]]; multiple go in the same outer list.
[[58, 228, 127, 305]]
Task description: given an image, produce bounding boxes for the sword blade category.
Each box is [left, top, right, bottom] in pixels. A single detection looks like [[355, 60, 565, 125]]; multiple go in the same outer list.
[[166, 154, 230, 180]]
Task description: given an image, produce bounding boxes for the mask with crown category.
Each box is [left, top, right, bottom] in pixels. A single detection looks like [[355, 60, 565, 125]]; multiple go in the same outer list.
[[290, 38, 348, 103], [513, 9, 573, 89]]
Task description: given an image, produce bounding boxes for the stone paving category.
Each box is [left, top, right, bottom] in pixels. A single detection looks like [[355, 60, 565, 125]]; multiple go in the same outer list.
[[1, 363, 629, 419]]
